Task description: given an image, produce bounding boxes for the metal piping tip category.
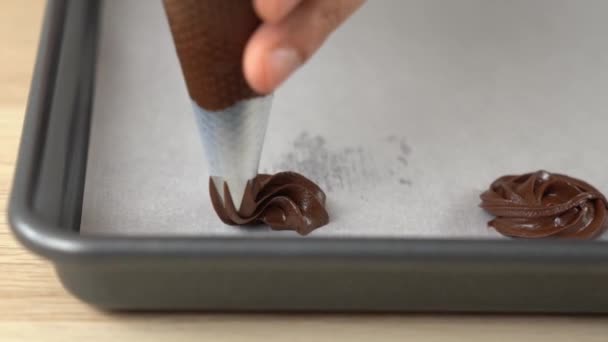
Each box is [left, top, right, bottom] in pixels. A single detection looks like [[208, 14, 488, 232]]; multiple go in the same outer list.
[[192, 95, 272, 211]]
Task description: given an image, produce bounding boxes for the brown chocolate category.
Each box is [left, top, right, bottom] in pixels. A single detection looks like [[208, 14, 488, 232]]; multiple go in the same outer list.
[[480, 170, 608, 239], [164, 0, 260, 111], [210, 172, 329, 235]]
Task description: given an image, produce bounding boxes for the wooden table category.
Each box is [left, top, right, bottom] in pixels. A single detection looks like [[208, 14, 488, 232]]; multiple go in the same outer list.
[[1, 1, 608, 341]]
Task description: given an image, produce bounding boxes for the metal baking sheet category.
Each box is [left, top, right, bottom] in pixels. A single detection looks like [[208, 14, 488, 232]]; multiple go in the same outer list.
[[81, 0, 608, 238]]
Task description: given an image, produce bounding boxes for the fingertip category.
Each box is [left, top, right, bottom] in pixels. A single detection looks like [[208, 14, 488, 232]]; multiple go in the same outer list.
[[254, 0, 301, 23], [252, 0, 267, 20], [245, 26, 304, 94], [244, 26, 276, 94]]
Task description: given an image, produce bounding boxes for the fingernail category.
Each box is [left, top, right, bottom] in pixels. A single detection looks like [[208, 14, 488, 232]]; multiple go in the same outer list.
[[268, 47, 302, 88]]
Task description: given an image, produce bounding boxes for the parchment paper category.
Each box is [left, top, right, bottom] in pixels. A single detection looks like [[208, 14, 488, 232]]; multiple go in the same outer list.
[[81, 0, 608, 238]]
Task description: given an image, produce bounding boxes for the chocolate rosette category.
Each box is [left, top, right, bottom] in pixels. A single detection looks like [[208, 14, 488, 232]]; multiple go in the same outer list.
[[209, 172, 329, 235], [480, 170, 608, 239]]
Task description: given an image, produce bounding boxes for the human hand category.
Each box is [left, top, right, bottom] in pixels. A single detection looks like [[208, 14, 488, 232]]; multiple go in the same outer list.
[[244, 0, 365, 94]]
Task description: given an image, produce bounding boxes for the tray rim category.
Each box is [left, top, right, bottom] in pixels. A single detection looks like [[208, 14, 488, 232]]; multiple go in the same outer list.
[[9, 0, 608, 267]]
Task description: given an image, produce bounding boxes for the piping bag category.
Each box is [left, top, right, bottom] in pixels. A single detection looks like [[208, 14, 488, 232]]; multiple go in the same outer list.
[[164, 0, 329, 234], [163, 0, 271, 213]]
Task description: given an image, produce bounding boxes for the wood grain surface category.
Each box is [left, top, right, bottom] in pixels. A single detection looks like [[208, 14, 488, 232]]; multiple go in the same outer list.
[[1, 1, 608, 341]]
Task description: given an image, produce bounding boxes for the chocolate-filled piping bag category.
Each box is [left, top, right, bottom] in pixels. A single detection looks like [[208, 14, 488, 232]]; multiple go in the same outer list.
[[164, 0, 271, 211]]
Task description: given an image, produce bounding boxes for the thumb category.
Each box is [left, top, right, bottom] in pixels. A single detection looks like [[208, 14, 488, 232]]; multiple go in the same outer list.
[[244, 0, 365, 94]]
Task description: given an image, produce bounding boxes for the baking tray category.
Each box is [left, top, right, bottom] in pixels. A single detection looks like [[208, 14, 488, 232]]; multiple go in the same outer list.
[[83, 0, 608, 239], [8, 0, 608, 312]]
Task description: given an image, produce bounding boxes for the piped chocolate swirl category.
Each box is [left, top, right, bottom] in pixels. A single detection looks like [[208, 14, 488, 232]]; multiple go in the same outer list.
[[210, 172, 329, 235], [480, 170, 608, 239]]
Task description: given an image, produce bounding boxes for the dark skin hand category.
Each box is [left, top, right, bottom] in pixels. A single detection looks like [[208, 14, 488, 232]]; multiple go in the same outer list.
[[244, 0, 366, 94]]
